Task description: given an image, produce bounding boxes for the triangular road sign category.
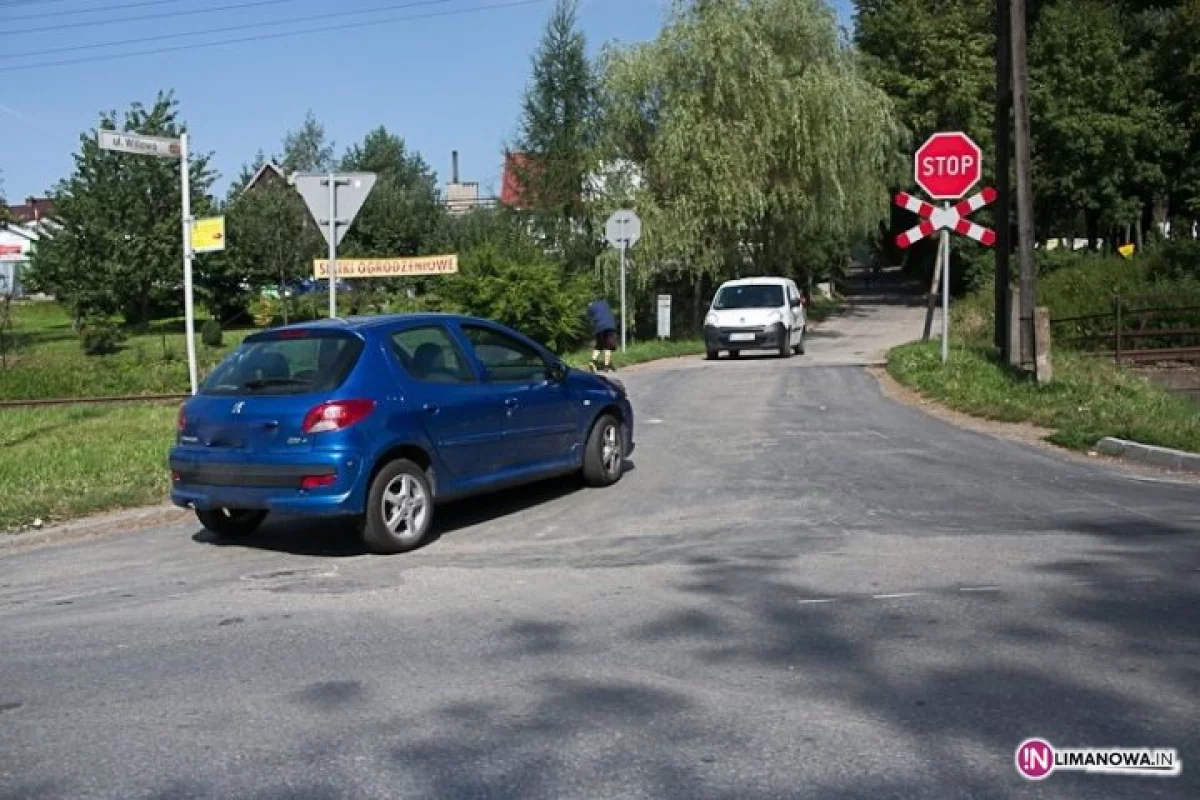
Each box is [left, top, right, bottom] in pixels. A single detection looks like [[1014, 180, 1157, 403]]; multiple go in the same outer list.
[[291, 172, 377, 247]]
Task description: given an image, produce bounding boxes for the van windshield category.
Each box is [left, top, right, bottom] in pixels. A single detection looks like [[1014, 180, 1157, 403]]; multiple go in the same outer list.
[[713, 284, 785, 310], [201, 330, 364, 395]]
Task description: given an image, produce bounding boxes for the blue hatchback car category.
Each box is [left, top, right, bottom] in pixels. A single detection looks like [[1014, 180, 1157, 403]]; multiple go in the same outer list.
[[169, 313, 634, 554]]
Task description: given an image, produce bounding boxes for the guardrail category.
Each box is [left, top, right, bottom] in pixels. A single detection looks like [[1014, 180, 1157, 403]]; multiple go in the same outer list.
[[1051, 293, 1200, 366]]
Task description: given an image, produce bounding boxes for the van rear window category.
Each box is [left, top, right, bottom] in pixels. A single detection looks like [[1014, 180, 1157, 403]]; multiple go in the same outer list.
[[201, 331, 363, 395]]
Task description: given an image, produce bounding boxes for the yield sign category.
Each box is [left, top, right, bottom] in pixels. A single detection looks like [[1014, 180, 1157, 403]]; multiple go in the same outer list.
[[291, 172, 377, 247], [894, 187, 997, 249]]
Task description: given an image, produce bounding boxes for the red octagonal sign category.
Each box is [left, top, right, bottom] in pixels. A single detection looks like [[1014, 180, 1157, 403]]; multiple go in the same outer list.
[[914, 131, 982, 201]]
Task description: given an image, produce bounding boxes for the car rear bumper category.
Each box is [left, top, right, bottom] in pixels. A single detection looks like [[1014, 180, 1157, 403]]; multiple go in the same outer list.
[[168, 450, 367, 515], [705, 323, 785, 350]]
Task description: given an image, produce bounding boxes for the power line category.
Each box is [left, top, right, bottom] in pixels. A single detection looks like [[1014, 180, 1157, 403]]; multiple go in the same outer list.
[[0, 0, 548, 73], [8, 0, 296, 35], [4, 0, 208, 24], [3, 0, 451, 60]]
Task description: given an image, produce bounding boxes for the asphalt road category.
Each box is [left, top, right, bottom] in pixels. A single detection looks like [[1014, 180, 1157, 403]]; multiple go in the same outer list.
[[2, 299, 1197, 800]]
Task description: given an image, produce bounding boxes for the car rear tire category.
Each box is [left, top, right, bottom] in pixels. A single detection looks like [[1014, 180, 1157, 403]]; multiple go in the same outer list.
[[582, 413, 625, 487], [705, 349, 718, 360], [196, 508, 267, 538], [361, 459, 434, 555]]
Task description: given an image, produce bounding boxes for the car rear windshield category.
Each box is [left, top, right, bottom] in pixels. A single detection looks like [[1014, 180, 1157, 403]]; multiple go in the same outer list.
[[200, 330, 364, 395], [713, 284, 785, 309]]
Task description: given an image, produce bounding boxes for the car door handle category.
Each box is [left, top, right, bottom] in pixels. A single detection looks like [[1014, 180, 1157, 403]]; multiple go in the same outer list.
[[423, 403, 439, 414], [263, 420, 279, 429], [504, 397, 519, 408]]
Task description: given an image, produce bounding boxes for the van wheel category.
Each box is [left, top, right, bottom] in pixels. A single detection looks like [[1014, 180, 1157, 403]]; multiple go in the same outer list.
[[583, 414, 625, 487], [705, 349, 718, 360], [196, 508, 267, 538], [779, 326, 792, 358], [361, 459, 434, 554]]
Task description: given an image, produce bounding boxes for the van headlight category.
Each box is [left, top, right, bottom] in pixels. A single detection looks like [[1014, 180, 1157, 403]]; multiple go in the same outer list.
[[705, 312, 719, 327], [766, 310, 783, 325]]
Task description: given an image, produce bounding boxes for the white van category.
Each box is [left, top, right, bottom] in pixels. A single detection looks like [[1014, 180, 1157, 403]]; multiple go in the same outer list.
[[703, 277, 807, 360]]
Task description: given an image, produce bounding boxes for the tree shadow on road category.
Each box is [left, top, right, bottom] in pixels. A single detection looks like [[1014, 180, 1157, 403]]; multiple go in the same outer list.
[[146, 514, 1199, 798]]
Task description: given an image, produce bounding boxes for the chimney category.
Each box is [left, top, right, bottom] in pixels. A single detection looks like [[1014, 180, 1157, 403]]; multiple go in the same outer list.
[[451, 151, 459, 185]]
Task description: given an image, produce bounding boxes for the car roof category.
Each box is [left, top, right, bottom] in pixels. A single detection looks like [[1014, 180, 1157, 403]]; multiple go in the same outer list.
[[268, 312, 505, 334], [717, 277, 793, 288]]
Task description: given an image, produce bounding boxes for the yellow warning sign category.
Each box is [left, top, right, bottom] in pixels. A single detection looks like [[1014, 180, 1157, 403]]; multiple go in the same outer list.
[[312, 254, 459, 279], [190, 216, 226, 254], [1118, 243, 1135, 259]]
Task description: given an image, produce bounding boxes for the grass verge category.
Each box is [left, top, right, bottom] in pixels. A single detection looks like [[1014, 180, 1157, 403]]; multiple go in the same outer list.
[[888, 340, 1200, 453], [0, 337, 707, 531], [0, 404, 176, 531]]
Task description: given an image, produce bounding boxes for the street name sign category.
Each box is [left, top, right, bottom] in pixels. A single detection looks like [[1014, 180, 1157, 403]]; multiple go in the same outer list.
[[98, 130, 182, 159]]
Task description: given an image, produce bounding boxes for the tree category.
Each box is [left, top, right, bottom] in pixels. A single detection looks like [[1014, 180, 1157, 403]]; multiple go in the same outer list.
[[600, 0, 903, 324], [280, 111, 335, 173], [27, 91, 216, 327], [0, 170, 11, 225], [514, 0, 601, 266], [206, 181, 323, 323], [339, 127, 443, 258], [1028, 0, 1177, 248]]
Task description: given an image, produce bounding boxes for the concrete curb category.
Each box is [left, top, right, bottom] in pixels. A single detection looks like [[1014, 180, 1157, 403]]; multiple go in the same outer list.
[[1094, 437, 1200, 474]]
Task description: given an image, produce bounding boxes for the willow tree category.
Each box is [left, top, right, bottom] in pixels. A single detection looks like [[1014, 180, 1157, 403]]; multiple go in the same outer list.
[[599, 0, 904, 323]]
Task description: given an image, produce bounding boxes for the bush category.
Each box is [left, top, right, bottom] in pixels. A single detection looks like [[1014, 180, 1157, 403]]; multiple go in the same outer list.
[[1148, 238, 1200, 283], [431, 243, 593, 352], [200, 319, 223, 347], [79, 321, 125, 356]]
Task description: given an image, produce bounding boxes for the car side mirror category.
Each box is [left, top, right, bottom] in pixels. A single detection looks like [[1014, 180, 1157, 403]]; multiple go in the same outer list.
[[548, 360, 569, 382]]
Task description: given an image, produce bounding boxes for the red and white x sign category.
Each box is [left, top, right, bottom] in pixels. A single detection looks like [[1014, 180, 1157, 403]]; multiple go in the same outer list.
[[894, 187, 997, 248]]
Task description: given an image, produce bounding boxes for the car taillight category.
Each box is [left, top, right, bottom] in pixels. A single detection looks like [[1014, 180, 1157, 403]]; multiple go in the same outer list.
[[177, 404, 187, 432], [301, 399, 376, 434], [300, 474, 337, 490]]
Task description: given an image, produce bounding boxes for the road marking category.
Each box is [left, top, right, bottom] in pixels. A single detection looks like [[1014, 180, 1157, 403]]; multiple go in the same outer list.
[[797, 598, 837, 605], [646, 419, 664, 425], [872, 592, 925, 600], [958, 585, 1001, 592]]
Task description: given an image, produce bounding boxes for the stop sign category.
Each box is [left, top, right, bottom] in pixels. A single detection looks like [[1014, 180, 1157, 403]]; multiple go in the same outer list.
[[914, 131, 982, 200]]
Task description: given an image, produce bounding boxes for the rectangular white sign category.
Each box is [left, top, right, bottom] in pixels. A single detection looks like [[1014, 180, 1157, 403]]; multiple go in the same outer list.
[[656, 294, 671, 338], [97, 130, 182, 159]]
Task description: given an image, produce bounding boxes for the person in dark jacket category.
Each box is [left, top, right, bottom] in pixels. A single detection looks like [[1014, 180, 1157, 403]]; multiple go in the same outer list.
[[586, 297, 618, 372]]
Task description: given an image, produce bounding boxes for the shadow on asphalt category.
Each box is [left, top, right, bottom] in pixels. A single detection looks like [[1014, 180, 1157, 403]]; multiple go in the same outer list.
[[62, 503, 1200, 799], [190, 462, 636, 558]]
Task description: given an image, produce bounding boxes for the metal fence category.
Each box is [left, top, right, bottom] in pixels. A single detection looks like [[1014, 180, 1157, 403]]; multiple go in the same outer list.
[[1051, 292, 1200, 365]]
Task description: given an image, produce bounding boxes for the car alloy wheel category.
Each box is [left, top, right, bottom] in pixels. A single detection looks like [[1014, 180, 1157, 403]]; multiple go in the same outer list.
[[381, 472, 429, 545], [601, 421, 622, 478]]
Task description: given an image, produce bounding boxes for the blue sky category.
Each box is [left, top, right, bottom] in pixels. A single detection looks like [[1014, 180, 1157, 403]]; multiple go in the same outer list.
[[1, 0, 855, 202]]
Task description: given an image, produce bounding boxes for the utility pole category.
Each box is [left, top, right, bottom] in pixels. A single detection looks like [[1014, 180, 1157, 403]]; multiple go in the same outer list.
[[994, 0, 1012, 358], [1011, 0, 1038, 378]]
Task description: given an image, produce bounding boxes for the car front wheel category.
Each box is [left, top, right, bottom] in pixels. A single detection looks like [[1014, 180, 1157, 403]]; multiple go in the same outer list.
[[196, 508, 267, 538], [583, 414, 625, 487], [361, 459, 434, 554]]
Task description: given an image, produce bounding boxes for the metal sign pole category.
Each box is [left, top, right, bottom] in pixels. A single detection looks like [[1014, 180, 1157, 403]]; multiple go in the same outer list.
[[941, 202, 950, 365], [327, 172, 337, 319], [180, 132, 198, 395], [619, 237, 627, 352]]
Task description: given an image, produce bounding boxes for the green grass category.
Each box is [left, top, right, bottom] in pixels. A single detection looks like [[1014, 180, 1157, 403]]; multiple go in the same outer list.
[[0, 404, 177, 531], [888, 340, 1200, 453], [1, 302, 250, 401], [564, 338, 706, 369]]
